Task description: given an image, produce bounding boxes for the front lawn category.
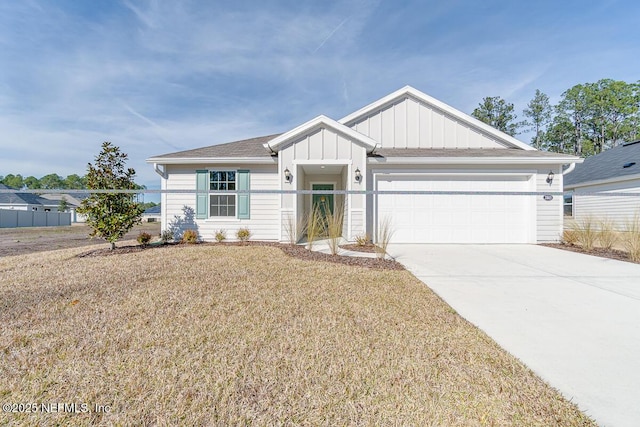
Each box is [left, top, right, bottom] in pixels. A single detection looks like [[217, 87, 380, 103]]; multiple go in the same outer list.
[[0, 244, 594, 425]]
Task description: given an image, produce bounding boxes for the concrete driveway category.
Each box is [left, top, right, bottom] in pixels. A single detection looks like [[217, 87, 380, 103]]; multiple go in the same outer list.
[[387, 244, 640, 427]]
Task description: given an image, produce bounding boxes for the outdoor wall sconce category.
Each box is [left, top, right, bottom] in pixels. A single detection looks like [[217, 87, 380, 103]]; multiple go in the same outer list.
[[284, 167, 292, 183], [546, 170, 555, 184], [355, 168, 362, 183]]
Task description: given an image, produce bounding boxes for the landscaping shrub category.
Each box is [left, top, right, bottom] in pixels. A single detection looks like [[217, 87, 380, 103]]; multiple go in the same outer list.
[[236, 228, 251, 242], [137, 232, 152, 247], [215, 229, 227, 242], [182, 229, 198, 244]]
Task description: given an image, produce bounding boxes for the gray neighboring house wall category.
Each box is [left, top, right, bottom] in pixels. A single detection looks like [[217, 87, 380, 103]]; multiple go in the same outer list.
[[0, 184, 72, 228], [564, 140, 640, 226]]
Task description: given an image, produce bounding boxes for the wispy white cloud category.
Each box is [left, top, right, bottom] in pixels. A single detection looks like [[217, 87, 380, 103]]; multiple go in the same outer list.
[[1, 0, 640, 192]]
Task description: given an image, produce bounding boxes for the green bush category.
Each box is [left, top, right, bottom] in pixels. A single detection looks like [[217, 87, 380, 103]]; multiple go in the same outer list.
[[215, 229, 227, 242], [137, 232, 152, 246], [182, 229, 198, 244], [236, 228, 251, 242]]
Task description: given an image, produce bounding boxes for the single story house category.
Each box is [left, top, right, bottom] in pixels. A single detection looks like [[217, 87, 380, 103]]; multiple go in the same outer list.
[[0, 184, 60, 212], [564, 140, 640, 225], [39, 193, 89, 223], [146, 86, 581, 244]]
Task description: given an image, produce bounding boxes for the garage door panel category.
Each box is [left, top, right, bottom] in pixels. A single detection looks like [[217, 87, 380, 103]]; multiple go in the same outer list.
[[377, 175, 533, 244]]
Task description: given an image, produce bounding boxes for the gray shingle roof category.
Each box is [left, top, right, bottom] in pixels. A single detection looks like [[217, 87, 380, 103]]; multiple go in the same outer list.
[[149, 134, 282, 159], [0, 186, 59, 206], [564, 141, 640, 186], [372, 148, 577, 158]]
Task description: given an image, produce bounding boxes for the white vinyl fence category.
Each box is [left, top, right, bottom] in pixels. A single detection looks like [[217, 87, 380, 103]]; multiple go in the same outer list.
[[0, 209, 72, 228]]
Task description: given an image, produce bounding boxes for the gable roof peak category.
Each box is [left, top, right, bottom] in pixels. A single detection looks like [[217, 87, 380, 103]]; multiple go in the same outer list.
[[339, 85, 535, 151], [264, 114, 378, 153]]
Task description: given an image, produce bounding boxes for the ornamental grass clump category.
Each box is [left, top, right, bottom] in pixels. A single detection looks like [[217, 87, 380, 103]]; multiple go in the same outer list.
[[325, 203, 345, 256], [305, 204, 324, 251], [375, 216, 395, 260], [622, 214, 640, 262], [574, 216, 597, 251], [597, 218, 618, 250]]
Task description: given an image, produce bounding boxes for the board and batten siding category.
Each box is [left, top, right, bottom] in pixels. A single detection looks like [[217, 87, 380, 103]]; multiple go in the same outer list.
[[347, 96, 506, 150], [164, 164, 280, 241], [571, 178, 640, 227]]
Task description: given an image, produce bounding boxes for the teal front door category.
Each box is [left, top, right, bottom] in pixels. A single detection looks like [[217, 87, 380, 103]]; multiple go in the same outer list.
[[312, 184, 334, 228]]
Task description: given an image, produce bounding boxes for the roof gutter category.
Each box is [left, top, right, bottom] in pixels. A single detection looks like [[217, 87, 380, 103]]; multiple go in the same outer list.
[[145, 157, 277, 165], [367, 156, 583, 165]]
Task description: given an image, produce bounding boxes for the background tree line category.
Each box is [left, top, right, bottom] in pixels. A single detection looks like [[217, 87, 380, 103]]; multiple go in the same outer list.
[[471, 78, 640, 157], [0, 173, 87, 190]]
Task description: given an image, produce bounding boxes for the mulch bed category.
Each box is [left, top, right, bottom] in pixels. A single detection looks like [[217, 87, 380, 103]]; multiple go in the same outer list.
[[542, 243, 639, 264], [77, 240, 405, 270]]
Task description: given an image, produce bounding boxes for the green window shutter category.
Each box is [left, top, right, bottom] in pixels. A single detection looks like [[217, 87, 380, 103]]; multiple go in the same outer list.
[[237, 170, 250, 219], [196, 170, 208, 219]]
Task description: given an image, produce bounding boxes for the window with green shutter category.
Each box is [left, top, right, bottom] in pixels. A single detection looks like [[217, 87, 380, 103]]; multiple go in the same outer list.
[[196, 169, 249, 219]]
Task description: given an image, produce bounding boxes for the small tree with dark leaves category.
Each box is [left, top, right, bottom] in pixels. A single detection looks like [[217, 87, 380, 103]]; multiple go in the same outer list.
[[77, 142, 144, 250]]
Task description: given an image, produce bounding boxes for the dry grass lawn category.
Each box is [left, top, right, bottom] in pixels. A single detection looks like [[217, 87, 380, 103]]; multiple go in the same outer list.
[[0, 244, 595, 425]]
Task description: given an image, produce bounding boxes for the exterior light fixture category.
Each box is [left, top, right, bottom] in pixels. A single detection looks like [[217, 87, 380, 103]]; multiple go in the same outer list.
[[284, 167, 292, 183], [546, 170, 555, 184], [355, 168, 362, 183]]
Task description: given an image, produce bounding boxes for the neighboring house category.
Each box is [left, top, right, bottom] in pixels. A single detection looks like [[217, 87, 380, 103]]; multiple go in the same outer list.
[[564, 140, 640, 225], [0, 184, 60, 212], [143, 205, 161, 222], [39, 193, 89, 223], [146, 86, 581, 244]]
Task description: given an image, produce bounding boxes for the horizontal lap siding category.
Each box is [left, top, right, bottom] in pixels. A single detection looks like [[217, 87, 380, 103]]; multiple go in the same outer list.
[[536, 166, 563, 242], [573, 179, 640, 227], [165, 164, 279, 241]]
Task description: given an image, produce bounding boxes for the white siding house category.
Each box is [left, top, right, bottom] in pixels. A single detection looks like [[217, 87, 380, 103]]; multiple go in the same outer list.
[[147, 86, 581, 244], [564, 141, 640, 227]]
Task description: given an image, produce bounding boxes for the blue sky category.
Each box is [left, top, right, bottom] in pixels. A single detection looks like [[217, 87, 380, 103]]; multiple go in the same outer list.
[[1, 0, 639, 191]]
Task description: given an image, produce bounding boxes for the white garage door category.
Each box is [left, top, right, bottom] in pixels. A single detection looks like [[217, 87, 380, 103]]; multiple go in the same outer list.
[[376, 174, 534, 243]]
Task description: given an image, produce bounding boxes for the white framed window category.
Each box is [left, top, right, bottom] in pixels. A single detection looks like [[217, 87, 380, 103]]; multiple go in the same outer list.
[[563, 194, 573, 217], [209, 171, 236, 217]]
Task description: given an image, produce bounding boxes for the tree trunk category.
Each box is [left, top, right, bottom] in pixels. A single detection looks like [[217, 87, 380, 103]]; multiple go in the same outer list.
[[110, 242, 116, 251]]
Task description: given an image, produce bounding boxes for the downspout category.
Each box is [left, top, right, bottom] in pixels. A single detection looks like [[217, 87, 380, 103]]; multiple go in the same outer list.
[[153, 163, 167, 179]]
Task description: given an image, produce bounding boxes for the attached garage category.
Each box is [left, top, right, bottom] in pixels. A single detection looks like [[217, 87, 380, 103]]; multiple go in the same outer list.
[[375, 173, 536, 243]]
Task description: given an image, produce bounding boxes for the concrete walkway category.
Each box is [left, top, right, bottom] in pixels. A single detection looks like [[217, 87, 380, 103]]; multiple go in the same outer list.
[[387, 244, 640, 427]]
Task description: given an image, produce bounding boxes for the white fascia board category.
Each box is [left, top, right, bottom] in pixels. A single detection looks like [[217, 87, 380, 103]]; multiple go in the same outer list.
[[264, 115, 378, 152], [145, 157, 276, 165], [564, 173, 640, 190], [339, 85, 535, 151], [368, 156, 581, 165]]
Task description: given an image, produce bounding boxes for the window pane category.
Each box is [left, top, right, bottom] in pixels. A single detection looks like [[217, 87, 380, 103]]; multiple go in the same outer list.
[[220, 206, 227, 216], [209, 172, 216, 181], [229, 205, 235, 216], [219, 183, 227, 191], [228, 182, 235, 190], [227, 171, 235, 182], [210, 182, 218, 190]]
